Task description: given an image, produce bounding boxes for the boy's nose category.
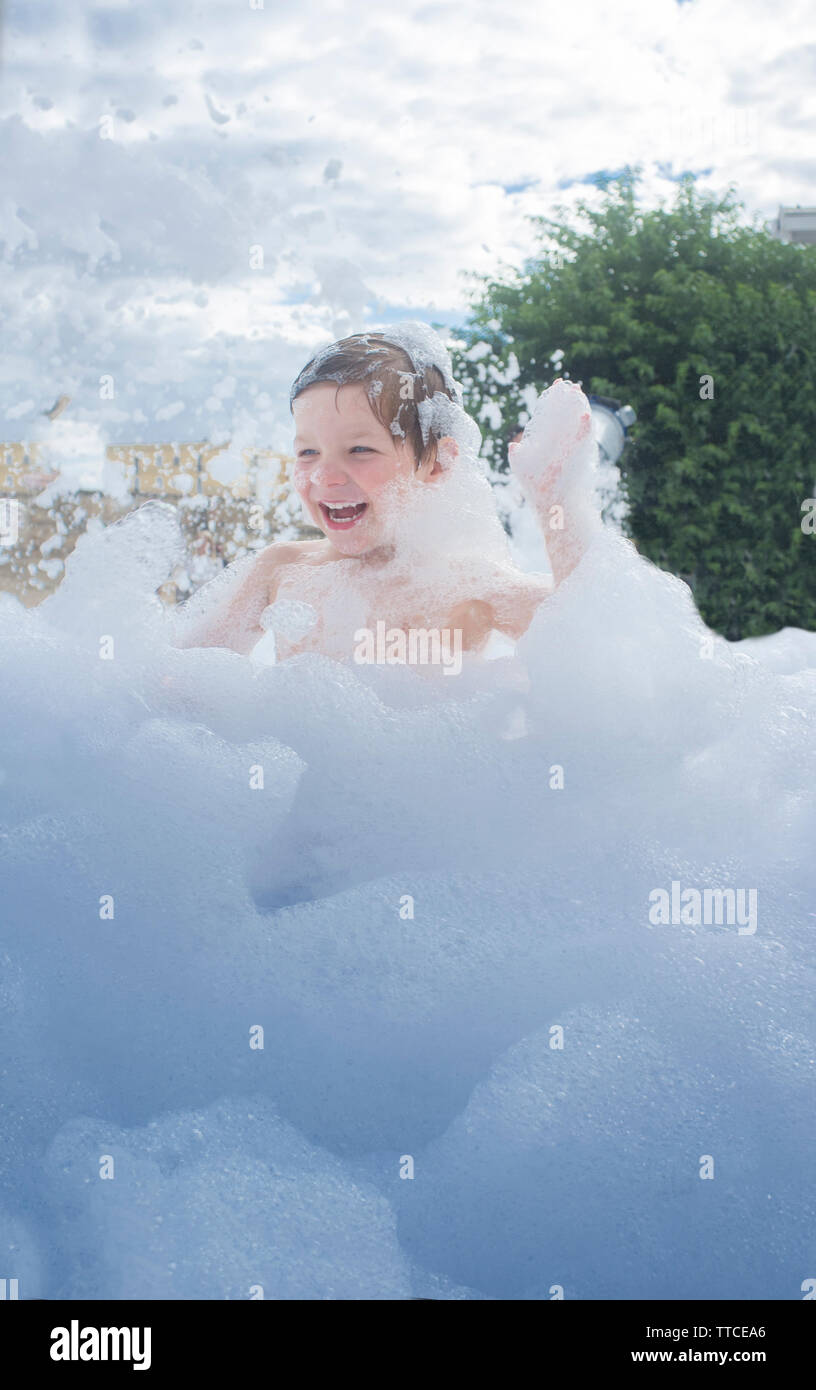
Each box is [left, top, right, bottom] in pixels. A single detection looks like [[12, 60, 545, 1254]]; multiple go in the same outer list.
[[309, 458, 349, 485]]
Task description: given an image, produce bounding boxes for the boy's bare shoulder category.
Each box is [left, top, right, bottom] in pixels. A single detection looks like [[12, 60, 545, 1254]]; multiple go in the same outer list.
[[478, 566, 554, 637], [483, 564, 553, 605], [256, 537, 329, 572]]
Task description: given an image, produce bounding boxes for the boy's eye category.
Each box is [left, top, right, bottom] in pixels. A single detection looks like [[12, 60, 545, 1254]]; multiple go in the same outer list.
[[297, 447, 373, 456]]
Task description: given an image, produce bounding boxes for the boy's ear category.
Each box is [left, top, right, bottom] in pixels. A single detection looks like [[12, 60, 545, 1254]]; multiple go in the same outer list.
[[420, 435, 458, 478], [436, 435, 458, 469]]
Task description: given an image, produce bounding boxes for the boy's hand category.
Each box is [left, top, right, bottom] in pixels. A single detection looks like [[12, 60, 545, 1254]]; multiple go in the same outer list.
[[508, 378, 593, 503], [508, 378, 600, 588]]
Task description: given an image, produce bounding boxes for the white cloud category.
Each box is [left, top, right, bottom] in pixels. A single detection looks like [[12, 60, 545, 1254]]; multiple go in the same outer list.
[[1, 0, 813, 448]]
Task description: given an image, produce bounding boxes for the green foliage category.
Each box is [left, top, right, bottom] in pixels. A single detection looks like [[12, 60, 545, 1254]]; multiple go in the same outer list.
[[451, 168, 816, 639]]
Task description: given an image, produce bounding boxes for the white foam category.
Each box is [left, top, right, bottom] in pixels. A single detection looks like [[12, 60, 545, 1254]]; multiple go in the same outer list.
[[1, 447, 814, 1301]]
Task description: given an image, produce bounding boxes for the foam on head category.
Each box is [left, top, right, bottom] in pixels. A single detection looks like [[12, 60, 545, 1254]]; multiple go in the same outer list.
[[289, 320, 462, 414]]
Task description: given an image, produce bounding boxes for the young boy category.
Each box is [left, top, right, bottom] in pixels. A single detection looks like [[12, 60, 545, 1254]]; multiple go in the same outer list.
[[176, 326, 600, 664]]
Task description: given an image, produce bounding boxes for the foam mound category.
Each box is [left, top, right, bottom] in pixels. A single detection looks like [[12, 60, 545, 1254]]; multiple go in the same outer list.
[[1, 499, 814, 1300]]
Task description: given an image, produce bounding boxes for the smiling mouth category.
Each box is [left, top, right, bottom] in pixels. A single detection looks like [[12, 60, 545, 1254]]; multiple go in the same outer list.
[[319, 501, 368, 530]]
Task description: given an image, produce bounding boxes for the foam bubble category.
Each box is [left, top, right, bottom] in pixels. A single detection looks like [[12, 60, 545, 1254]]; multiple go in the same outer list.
[[41, 1100, 412, 1300]]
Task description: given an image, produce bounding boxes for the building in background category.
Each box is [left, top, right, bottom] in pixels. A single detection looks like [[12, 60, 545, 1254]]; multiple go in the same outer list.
[[0, 441, 303, 608], [771, 206, 816, 245]]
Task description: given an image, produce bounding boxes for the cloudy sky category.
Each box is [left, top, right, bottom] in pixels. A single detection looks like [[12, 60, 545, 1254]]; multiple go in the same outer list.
[[1, 0, 814, 458]]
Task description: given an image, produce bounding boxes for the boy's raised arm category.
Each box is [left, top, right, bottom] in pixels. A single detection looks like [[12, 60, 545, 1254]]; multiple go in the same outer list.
[[509, 378, 602, 589]]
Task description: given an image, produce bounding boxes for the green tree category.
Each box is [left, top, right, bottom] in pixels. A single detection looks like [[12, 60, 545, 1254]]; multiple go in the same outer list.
[[451, 168, 816, 639]]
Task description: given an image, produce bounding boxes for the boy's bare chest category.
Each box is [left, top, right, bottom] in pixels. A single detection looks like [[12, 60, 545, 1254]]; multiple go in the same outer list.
[[268, 558, 528, 660]]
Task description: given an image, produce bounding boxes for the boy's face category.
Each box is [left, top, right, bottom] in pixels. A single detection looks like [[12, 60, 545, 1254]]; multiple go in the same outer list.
[[292, 381, 428, 555]]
